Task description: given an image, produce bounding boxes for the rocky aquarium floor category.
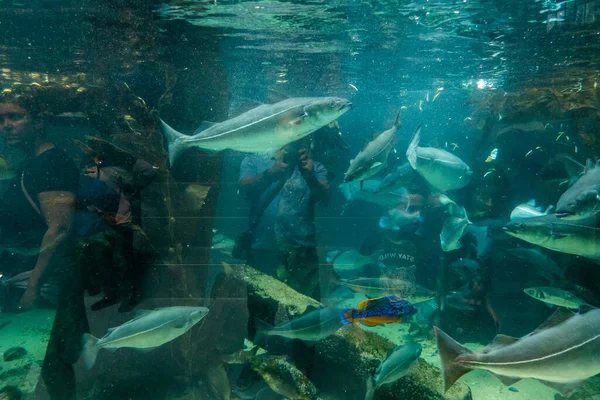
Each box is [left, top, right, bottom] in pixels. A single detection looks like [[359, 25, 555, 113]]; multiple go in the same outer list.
[[332, 293, 559, 400], [0, 309, 55, 398]]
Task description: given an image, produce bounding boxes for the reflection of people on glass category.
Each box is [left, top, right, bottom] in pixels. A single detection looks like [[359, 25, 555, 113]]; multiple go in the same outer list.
[[0, 91, 86, 400], [239, 137, 329, 300]]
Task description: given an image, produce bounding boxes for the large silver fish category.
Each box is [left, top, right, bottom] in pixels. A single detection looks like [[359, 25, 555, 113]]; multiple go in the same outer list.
[[406, 125, 472, 192], [365, 343, 422, 400], [435, 308, 600, 395], [556, 160, 600, 220], [524, 287, 590, 310], [344, 112, 400, 183], [81, 306, 209, 369], [503, 214, 600, 260], [160, 96, 352, 165]]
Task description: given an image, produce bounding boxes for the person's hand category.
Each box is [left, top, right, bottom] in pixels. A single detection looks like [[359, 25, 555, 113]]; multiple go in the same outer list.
[[18, 286, 39, 311], [267, 159, 290, 180], [298, 148, 314, 174]]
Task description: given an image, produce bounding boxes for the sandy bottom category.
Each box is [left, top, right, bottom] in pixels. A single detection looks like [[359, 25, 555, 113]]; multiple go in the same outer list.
[[0, 309, 55, 395]]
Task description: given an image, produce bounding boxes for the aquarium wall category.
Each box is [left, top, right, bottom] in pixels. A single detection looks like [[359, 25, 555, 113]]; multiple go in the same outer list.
[[1, 0, 600, 400]]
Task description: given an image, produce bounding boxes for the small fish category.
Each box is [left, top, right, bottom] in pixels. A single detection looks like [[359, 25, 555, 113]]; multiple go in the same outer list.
[[556, 132, 565, 141], [341, 296, 417, 327], [485, 148, 498, 163], [432, 88, 443, 103], [483, 169, 496, 178], [400, 106, 408, 112], [81, 306, 209, 369], [440, 195, 470, 252], [510, 199, 554, 220], [254, 306, 343, 345], [418, 100, 423, 111], [348, 83, 359, 92], [524, 287, 591, 310], [365, 343, 422, 400], [335, 276, 416, 298], [344, 112, 401, 183]]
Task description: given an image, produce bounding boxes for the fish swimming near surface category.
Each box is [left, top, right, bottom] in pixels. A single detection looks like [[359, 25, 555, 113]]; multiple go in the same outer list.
[[254, 306, 343, 345], [524, 286, 592, 310], [375, 162, 414, 193], [341, 296, 417, 327], [81, 306, 209, 369], [160, 95, 352, 165], [510, 199, 554, 220], [406, 124, 473, 192], [365, 343, 422, 400], [435, 308, 600, 395], [556, 159, 600, 220], [344, 112, 401, 183], [503, 214, 600, 260]]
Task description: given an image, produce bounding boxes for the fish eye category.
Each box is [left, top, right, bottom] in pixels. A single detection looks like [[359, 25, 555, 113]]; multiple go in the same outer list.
[[330, 100, 336, 108]]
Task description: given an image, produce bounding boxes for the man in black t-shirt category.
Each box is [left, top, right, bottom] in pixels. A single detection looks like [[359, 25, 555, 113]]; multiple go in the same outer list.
[[0, 92, 86, 400]]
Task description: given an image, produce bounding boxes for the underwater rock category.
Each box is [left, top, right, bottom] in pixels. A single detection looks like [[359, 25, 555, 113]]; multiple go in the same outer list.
[[251, 355, 317, 400], [0, 386, 21, 400], [232, 265, 471, 400], [2, 348, 27, 362]]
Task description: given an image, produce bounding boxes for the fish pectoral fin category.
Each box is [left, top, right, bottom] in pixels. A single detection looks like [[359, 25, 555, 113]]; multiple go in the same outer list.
[[369, 162, 383, 170], [495, 375, 520, 387], [192, 121, 218, 135], [288, 115, 306, 126], [537, 379, 583, 396], [482, 334, 519, 353]]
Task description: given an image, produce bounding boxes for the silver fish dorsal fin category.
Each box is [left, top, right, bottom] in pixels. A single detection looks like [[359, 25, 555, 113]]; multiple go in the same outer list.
[[528, 308, 575, 337], [192, 121, 217, 135], [133, 309, 153, 320], [268, 89, 290, 104], [483, 334, 519, 353]]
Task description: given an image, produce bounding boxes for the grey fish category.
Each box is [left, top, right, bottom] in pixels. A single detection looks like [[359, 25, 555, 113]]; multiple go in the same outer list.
[[339, 180, 407, 209], [81, 306, 209, 369], [211, 231, 235, 250], [365, 343, 422, 400], [556, 160, 600, 220], [375, 162, 414, 193], [510, 247, 564, 284], [443, 290, 479, 312], [439, 195, 470, 252], [435, 308, 600, 395], [503, 214, 600, 260], [160, 96, 352, 165], [524, 287, 591, 310], [510, 199, 554, 220], [406, 124, 472, 192], [344, 113, 400, 183], [335, 276, 416, 299], [0, 270, 59, 301], [254, 306, 343, 345]]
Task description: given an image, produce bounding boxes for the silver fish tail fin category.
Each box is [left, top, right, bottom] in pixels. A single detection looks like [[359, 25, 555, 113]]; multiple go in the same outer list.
[[393, 111, 402, 128], [159, 119, 187, 166], [253, 319, 273, 347], [81, 333, 100, 370], [364, 376, 376, 400], [434, 326, 474, 392], [406, 124, 422, 170]]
